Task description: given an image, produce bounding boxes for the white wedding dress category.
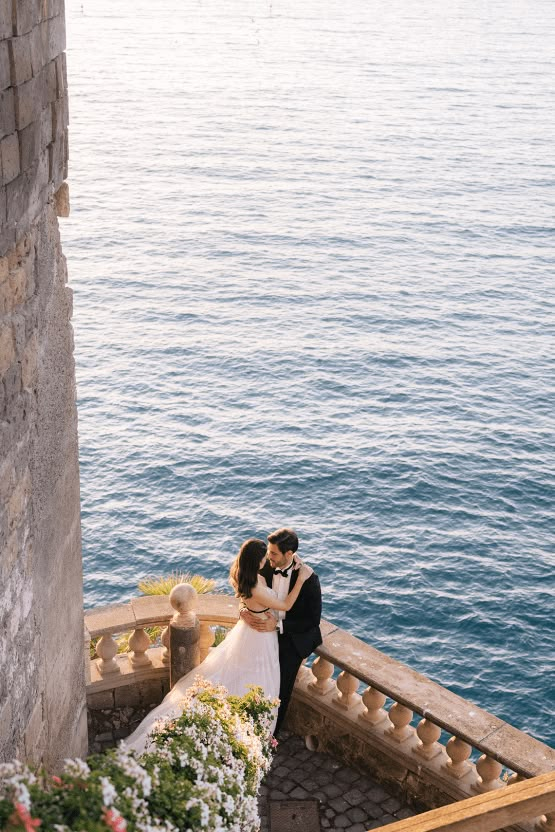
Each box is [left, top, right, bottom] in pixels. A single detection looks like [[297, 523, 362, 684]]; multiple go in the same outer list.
[[125, 585, 280, 753]]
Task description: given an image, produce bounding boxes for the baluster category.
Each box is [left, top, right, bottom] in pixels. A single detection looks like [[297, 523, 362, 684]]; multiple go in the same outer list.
[[308, 657, 334, 695], [199, 620, 215, 661], [445, 736, 473, 779], [386, 702, 415, 743], [359, 687, 389, 726], [474, 755, 505, 792], [537, 813, 555, 831], [507, 772, 524, 786], [161, 625, 170, 665], [415, 718, 443, 759], [128, 628, 152, 667], [96, 634, 121, 675], [333, 671, 360, 710]]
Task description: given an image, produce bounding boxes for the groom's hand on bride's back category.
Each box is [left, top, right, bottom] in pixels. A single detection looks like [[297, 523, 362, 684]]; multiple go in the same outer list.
[[239, 609, 276, 632]]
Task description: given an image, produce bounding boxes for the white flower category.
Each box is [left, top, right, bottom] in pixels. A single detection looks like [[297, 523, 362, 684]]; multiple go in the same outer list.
[[100, 776, 118, 807], [13, 781, 31, 811], [113, 746, 152, 797], [63, 758, 90, 779]]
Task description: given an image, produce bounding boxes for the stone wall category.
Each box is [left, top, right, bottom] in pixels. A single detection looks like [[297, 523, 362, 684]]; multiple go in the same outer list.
[[88, 678, 171, 754], [1, 0, 68, 255], [0, 0, 86, 768]]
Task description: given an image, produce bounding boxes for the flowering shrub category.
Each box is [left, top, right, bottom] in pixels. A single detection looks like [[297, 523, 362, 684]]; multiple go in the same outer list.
[[0, 680, 276, 832]]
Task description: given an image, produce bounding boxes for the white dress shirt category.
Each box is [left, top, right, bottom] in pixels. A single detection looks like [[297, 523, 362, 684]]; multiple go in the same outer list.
[[272, 561, 294, 634]]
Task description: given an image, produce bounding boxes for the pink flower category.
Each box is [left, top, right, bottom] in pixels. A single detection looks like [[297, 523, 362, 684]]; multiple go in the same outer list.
[[51, 776, 62, 786], [102, 808, 127, 832], [270, 737, 279, 748], [9, 803, 41, 832]]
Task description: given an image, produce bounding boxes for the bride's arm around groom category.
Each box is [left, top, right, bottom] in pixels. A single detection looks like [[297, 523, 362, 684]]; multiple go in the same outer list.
[[243, 528, 322, 734]]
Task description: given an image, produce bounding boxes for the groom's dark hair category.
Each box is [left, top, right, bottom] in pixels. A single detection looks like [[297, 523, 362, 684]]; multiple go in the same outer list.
[[267, 528, 298, 555]]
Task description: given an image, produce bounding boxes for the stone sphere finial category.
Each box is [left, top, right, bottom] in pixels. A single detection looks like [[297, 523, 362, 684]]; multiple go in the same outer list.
[[170, 583, 197, 628]]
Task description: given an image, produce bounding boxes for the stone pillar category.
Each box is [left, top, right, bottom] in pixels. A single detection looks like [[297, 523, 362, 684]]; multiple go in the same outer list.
[[169, 584, 200, 688]]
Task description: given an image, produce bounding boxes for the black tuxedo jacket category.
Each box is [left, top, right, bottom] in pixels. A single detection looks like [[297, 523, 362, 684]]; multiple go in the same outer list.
[[260, 561, 322, 659]]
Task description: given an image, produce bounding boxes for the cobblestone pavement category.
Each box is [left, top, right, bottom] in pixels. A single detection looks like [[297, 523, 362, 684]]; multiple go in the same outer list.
[[259, 731, 417, 832]]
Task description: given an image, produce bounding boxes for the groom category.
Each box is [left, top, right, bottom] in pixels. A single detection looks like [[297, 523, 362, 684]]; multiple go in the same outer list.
[[241, 527, 322, 733]]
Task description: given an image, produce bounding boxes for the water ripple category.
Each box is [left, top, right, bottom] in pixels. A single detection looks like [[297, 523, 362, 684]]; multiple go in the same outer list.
[[65, 0, 554, 746]]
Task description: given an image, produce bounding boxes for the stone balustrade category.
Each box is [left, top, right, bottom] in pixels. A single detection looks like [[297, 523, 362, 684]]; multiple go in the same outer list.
[[84, 592, 239, 748], [84, 591, 554, 831]]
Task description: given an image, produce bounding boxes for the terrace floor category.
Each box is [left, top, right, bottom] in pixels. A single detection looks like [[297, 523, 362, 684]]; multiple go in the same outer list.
[[259, 731, 417, 832]]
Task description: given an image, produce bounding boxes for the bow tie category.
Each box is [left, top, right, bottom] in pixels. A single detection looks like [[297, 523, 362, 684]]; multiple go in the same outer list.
[[274, 566, 293, 577]]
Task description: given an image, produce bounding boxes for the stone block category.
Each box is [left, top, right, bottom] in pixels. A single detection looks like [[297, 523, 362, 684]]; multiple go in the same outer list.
[[55, 52, 66, 97], [46, 58, 57, 104], [0, 525, 18, 584], [13, 0, 42, 36], [0, 41, 10, 92], [87, 690, 115, 710], [3, 357, 22, 410], [6, 170, 29, 226], [9, 33, 34, 86], [41, 0, 58, 19], [1, 132, 21, 185], [46, 14, 65, 63], [54, 181, 69, 216], [15, 71, 47, 131], [16, 226, 35, 261], [24, 295, 38, 339], [51, 91, 68, 135], [0, 89, 16, 140], [139, 678, 165, 706], [62, 129, 68, 178], [18, 120, 40, 172], [0, 322, 15, 374], [35, 145, 49, 192], [48, 134, 64, 182], [24, 263, 35, 300], [0, 3, 13, 40], [114, 684, 143, 709], [0, 409, 15, 449], [0, 186, 6, 227], [29, 22, 47, 76], [9, 266, 27, 308], [39, 103, 52, 147], [22, 332, 38, 388], [12, 311, 26, 353], [0, 454, 13, 503]]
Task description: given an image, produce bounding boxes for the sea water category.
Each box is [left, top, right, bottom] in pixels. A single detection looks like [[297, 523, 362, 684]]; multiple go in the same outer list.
[[63, 0, 554, 746]]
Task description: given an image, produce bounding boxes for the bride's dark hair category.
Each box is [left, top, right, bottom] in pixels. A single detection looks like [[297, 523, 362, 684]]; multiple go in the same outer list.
[[229, 538, 267, 599]]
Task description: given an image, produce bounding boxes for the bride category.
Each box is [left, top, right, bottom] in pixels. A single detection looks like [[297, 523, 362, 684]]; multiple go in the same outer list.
[[125, 538, 313, 751]]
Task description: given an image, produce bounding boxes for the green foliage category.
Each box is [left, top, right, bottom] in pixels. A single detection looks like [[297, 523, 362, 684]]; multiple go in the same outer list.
[[137, 572, 217, 596]]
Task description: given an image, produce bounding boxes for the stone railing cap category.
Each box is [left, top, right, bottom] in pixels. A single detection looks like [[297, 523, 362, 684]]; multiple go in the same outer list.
[[85, 594, 241, 637]]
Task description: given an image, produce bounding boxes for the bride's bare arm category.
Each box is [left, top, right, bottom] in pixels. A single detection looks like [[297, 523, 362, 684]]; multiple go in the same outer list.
[[250, 565, 313, 612]]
